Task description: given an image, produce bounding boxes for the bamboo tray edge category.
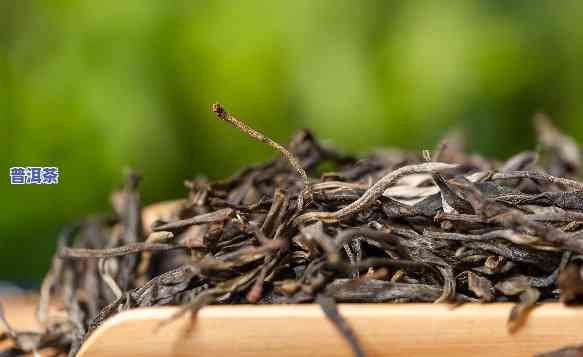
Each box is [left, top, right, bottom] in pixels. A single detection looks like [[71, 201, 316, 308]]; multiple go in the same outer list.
[[78, 303, 583, 357]]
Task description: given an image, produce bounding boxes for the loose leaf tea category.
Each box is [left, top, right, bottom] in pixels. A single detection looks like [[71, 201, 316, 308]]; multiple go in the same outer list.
[[3, 105, 583, 357]]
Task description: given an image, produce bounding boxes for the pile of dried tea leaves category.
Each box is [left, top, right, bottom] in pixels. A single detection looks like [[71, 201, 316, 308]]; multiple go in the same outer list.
[[2, 105, 583, 357]]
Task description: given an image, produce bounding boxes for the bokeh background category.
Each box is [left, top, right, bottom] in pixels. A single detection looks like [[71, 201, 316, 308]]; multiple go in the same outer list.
[[2, 0, 583, 283]]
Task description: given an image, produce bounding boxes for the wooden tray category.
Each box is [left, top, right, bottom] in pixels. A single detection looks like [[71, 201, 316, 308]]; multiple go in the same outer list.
[[3, 297, 581, 356], [76, 303, 583, 357]]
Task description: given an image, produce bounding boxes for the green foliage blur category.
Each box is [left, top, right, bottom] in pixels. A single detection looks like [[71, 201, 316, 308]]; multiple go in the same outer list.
[[2, 0, 583, 282]]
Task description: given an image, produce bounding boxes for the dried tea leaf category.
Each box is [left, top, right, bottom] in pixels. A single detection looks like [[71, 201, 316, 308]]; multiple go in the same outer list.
[[558, 264, 583, 304], [467, 271, 494, 302], [316, 294, 365, 357], [507, 288, 541, 334]]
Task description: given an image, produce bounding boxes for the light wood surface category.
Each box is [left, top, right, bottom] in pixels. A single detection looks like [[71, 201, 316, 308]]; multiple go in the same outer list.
[[2, 297, 582, 356], [77, 303, 583, 357], [0, 295, 41, 331], [0, 295, 42, 353]]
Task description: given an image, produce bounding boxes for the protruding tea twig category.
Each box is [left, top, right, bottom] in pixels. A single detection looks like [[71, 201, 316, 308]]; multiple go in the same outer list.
[[212, 103, 310, 208]]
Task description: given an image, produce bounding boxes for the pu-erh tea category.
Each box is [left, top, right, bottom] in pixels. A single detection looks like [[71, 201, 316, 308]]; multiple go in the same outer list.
[[2, 105, 583, 357]]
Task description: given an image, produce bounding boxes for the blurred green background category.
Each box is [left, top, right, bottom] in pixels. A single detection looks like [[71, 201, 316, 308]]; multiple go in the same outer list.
[[2, 0, 583, 282]]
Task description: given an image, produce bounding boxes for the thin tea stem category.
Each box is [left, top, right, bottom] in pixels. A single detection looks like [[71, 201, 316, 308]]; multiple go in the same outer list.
[[212, 103, 310, 205]]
